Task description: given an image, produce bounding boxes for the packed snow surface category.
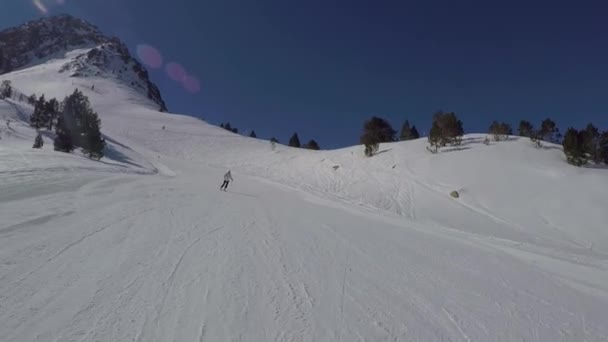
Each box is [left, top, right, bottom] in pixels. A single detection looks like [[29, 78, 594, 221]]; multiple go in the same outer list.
[[1, 51, 608, 341]]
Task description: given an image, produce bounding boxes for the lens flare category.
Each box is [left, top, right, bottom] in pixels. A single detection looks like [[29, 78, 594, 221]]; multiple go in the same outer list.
[[165, 62, 200, 93], [183, 75, 201, 94], [33, 0, 48, 13], [165, 62, 186, 82], [136, 44, 163, 69]]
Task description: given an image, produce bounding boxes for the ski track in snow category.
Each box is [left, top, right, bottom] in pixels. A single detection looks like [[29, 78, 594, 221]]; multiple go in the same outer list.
[[1, 54, 608, 341]]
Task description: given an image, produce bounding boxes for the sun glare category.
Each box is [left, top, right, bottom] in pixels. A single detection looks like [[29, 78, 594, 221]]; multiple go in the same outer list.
[[33, 0, 48, 14], [183, 75, 201, 94], [166, 62, 186, 82], [136, 44, 163, 69], [32, 0, 67, 15]]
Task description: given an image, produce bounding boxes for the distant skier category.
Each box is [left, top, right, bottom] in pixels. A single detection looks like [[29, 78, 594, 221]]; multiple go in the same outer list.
[[220, 170, 233, 191]]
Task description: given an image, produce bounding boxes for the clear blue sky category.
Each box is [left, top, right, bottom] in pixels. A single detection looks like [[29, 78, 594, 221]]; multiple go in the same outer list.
[[2, 0, 607, 148]]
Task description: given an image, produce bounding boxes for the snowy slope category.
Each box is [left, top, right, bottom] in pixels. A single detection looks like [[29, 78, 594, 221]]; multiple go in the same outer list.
[[2, 50, 608, 341]]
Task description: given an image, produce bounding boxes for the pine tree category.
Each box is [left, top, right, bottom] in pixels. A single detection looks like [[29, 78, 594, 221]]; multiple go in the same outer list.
[[61, 90, 83, 145], [53, 114, 75, 153], [488, 121, 512, 141], [303, 139, 320, 150], [400, 120, 413, 141], [223, 122, 232, 131], [46, 98, 60, 131], [250, 130, 257, 138], [580, 123, 600, 163], [289, 133, 301, 148], [427, 121, 442, 153], [0, 80, 12, 99], [538, 118, 560, 143], [81, 110, 106, 160], [27, 94, 37, 105], [427, 111, 464, 151], [440, 112, 464, 146], [410, 125, 420, 139], [600, 131, 608, 164], [360, 116, 396, 156], [562, 127, 585, 166], [220, 123, 225, 129], [32, 133, 43, 149], [30, 94, 47, 129], [518, 120, 534, 137], [60, 89, 105, 158]]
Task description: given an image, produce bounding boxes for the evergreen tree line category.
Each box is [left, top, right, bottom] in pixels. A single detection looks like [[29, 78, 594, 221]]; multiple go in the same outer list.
[[562, 124, 608, 166], [219, 122, 239, 134], [10, 79, 606, 167], [359, 116, 423, 156], [509, 119, 607, 166], [487, 119, 561, 145], [29, 89, 106, 160], [516, 119, 561, 146], [220, 122, 321, 150], [287, 132, 320, 150], [359, 112, 608, 166], [267, 133, 320, 151]]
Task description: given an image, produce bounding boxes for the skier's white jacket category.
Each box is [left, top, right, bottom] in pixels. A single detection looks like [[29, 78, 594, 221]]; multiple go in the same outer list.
[[224, 172, 233, 181]]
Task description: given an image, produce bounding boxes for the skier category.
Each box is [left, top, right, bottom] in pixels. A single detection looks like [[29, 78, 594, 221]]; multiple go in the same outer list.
[[220, 170, 233, 191]]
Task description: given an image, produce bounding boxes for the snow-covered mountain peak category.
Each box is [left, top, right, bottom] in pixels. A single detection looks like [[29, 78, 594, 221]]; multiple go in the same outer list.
[[0, 14, 167, 112], [57, 39, 167, 111], [0, 14, 105, 71]]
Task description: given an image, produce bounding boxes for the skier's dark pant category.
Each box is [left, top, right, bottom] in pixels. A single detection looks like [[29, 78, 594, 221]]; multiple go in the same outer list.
[[220, 180, 229, 190]]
